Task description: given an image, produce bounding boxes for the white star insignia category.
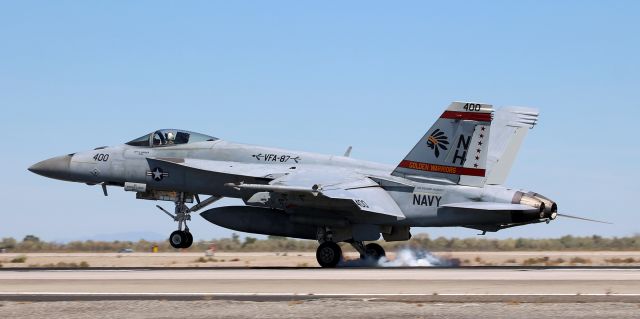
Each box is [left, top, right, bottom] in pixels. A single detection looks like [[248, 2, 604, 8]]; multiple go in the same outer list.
[[152, 168, 163, 180]]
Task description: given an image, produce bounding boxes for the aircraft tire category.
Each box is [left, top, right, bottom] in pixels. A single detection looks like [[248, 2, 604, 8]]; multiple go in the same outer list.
[[364, 243, 386, 260], [169, 230, 187, 249], [183, 231, 194, 248], [316, 242, 342, 268]]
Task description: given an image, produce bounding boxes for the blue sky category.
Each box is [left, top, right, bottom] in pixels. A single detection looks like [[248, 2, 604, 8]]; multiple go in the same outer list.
[[1, 1, 639, 241]]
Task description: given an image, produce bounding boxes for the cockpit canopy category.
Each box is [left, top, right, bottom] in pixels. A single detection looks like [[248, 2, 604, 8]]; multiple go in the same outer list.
[[126, 129, 218, 147]]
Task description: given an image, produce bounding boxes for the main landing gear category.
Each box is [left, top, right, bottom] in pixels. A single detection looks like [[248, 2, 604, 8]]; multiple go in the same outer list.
[[363, 243, 386, 260], [348, 240, 386, 260], [156, 193, 221, 249], [315, 228, 386, 268], [314, 241, 387, 268], [316, 242, 342, 268], [315, 228, 342, 268]]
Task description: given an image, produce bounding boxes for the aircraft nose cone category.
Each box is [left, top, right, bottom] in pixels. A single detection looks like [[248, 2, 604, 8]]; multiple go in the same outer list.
[[28, 155, 72, 180]]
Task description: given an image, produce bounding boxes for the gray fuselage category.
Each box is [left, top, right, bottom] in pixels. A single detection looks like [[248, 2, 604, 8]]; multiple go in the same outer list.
[[32, 138, 526, 230]]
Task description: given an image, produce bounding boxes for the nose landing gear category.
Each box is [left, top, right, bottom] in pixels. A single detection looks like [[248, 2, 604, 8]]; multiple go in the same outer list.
[[156, 193, 221, 249], [169, 230, 193, 249]]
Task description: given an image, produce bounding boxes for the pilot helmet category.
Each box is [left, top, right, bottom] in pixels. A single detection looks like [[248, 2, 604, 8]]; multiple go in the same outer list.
[[166, 132, 175, 141]]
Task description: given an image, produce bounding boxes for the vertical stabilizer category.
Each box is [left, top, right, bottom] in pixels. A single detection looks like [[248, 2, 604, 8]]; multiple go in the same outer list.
[[392, 102, 493, 187], [485, 107, 539, 185]]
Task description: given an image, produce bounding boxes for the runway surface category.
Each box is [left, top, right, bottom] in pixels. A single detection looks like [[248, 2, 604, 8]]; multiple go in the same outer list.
[[1, 267, 640, 302], [2, 268, 639, 318]]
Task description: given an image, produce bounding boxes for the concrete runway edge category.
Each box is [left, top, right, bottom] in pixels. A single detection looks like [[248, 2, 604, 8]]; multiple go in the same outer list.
[[2, 267, 639, 303], [1, 293, 640, 303]]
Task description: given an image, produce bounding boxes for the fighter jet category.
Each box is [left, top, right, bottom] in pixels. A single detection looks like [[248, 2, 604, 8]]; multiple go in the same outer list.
[[28, 102, 605, 267]]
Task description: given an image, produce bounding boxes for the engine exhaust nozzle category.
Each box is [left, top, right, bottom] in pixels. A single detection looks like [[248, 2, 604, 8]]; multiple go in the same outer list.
[[512, 191, 557, 220], [528, 192, 558, 220]]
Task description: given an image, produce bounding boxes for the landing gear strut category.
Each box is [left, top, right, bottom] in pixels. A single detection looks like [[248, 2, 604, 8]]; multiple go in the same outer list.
[[156, 193, 221, 249], [159, 192, 192, 249]]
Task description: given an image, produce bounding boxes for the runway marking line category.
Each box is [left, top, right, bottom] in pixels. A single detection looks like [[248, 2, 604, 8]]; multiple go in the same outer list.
[[2, 292, 640, 297]]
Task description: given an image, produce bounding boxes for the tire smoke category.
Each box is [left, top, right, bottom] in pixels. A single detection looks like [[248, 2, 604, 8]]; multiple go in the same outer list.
[[338, 246, 458, 267]]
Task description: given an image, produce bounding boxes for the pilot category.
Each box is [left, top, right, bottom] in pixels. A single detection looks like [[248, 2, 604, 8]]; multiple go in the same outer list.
[[153, 131, 165, 146], [166, 132, 176, 145]]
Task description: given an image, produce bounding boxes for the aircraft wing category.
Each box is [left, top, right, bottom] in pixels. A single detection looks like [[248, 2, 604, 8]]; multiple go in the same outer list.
[[232, 167, 405, 220], [148, 158, 404, 220]]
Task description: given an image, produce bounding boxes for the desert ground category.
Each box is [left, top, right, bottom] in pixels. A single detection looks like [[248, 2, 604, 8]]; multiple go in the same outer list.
[[2, 300, 640, 319], [1, 251, 640, 268]]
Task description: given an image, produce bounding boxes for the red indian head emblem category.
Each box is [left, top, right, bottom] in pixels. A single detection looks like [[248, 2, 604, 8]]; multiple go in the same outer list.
[[426, 129, 449, 158]]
